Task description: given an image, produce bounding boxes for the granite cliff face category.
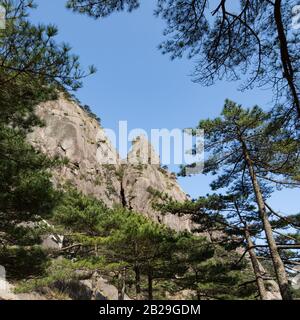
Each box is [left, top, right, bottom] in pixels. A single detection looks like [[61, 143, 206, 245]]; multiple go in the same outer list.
[[29, 95, 122, 207], [28, 95, 191, 231], [122, 136, 191, 230]]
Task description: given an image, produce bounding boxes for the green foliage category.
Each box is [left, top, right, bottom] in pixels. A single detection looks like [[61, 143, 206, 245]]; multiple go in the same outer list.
[[174, 238, 256, 300], [180, 100, 299, 192], [0, 1, 92, 280], [66, 0, 140, 18], [15, 257, 101, 294], [1, 1, 297, 301], [47, 189, 256, 300], [80, 105, 101, 124], [0, 246, 50, 280], [291, 287, 300, 299], [0, 126, 61, 253], [53, 188, 108, 236], [147, 186, 169, 202], [160, 97, 300, 298], [158, 199, 259, 299]]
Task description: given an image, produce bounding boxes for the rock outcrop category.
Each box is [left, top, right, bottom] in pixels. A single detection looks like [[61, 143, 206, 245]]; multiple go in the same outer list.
[[122, 136, 191, 231], [0, 276, 130, 301], [29, 95, 121, 207], [28, 95, 191, 231]]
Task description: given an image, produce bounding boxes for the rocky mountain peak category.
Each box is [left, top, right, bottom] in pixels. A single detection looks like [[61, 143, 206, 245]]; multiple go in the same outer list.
[[127, 135, 160, 165], [28, 95, 191, 231]]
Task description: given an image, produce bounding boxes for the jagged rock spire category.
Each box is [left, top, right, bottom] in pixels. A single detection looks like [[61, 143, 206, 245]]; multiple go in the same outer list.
[[127, 135, 160, 165]]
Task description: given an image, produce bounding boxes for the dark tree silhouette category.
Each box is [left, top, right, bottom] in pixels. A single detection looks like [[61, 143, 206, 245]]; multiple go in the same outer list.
[[66, 0, 300, 126]]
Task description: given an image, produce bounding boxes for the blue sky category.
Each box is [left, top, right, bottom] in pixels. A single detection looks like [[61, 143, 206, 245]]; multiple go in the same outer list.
[[31, 0, 298, 215]]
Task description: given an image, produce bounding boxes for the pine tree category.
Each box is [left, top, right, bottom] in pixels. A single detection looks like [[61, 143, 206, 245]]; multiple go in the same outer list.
[[180, 100, 300, 299], [157, 199, 255, 299], [49, 189, 176, 299], [0, 1, 92, 278], [101, 209, 175, 300]]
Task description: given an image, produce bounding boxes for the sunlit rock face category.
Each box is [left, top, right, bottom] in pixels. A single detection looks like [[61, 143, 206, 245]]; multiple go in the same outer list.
[[122, 135, 191, 231], [28, 95, 191, 231], [28, 94, 122, 207]]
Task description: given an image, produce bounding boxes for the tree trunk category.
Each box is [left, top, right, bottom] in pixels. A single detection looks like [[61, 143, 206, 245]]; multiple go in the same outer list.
[[118, 268, 126, 300], [148, 269, 153, 300], [234, 201, 268, 300], [134, 264, 141, 300], [244, 228, 269, 300], [242, 142, 292, 300], [274, 0, 300, 119]]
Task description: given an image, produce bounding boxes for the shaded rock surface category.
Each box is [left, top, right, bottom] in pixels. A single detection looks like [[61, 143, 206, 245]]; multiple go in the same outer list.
[[0, 277, 130, 301], [0, 280, 46, 300]]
